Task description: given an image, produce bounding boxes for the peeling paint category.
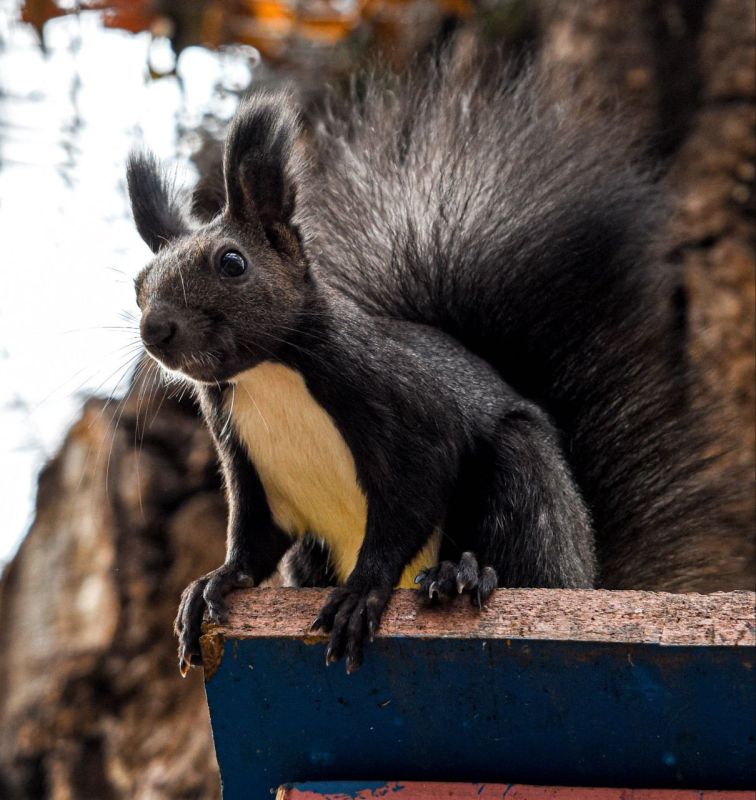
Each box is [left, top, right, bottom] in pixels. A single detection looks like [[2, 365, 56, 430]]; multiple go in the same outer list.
[[199, 629, 225, 682]]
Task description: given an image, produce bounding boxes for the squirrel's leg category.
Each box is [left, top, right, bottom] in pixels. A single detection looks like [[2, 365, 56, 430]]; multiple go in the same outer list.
[[174, 429, 291, 676], [311, 498, 438, 674], [280, 535, 338, 587], [422, 408, 596, 602]]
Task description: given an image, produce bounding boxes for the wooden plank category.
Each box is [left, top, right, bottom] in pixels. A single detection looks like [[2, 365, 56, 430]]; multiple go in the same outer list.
[[208, 588, 756, 646], [278, 783, 755, 799], [202, 589, 756, 799]]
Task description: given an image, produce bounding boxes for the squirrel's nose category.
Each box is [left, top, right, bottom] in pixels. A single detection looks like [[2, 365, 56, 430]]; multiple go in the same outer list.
[[141, 309, 177, 348]]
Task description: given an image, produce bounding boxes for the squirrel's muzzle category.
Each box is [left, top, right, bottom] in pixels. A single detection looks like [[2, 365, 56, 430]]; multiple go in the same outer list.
[[140, 305, 187, 370], [139, 304, 228, 382], [141, 309, 177, 349]]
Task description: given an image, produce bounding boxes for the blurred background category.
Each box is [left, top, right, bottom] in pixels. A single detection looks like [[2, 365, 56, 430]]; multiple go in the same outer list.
[[0, 0, 753, 797]]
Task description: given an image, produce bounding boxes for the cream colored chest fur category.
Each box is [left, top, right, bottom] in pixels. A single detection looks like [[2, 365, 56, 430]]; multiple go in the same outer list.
[[227, 363, 438, 586]]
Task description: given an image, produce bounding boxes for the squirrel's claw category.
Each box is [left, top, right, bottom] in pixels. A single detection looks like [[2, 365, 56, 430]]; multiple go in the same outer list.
[[416, 553, 497, 608], [179, 647, 192, 678], [314, 584, 390, 672], [173, 563, 251, 676]]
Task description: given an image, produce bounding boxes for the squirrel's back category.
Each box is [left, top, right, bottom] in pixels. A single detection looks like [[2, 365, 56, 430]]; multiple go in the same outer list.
[[296, 46, 752, 591]]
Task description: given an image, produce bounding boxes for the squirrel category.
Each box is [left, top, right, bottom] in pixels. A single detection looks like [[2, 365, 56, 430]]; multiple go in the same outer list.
[[126, 45, 747, 675]]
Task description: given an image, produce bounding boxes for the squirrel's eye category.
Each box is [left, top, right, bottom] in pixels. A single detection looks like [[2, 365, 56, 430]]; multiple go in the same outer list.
[[219, 250, 247, 278]]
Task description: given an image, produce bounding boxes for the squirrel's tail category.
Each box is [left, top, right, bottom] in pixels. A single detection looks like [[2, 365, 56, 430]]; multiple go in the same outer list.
[[298, 45, 753, 591]]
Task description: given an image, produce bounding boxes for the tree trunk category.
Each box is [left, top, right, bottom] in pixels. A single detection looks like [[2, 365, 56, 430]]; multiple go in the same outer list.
[[0, 379, 226, 799]]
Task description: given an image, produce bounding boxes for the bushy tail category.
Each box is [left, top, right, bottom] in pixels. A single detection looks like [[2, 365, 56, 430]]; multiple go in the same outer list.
[[297, 44, 753, 591]]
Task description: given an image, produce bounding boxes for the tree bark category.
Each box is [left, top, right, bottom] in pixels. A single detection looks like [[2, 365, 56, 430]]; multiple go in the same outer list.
[[0, 379, 226, 799], [538, 0, 755, 588]]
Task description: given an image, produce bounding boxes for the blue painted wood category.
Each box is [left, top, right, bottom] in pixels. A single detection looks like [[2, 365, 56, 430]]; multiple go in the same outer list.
[[204, 636, 755, 800]]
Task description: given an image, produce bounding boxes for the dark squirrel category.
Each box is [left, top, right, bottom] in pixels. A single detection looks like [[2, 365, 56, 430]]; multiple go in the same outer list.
[[126, 47, 746, 675]]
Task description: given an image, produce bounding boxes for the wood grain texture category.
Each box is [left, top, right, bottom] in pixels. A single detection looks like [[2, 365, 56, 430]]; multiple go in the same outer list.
[[210, 588, 755, 646]]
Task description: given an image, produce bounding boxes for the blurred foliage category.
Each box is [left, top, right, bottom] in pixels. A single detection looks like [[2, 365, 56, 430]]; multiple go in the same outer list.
[[21, 0, 538, 95], [21, 0, 485, 62]]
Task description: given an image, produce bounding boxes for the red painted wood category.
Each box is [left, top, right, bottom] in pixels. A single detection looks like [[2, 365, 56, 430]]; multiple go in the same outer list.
[[278, 783, 755, 799]]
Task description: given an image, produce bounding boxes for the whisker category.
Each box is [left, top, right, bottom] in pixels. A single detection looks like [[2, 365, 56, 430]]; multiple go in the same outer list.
[[219, 382, 236, 440], [239, 382, 272, 436], [77, 354, 141, 495], [147, 368, 171, 429], [176, 262, 189, 308], [88, 351, 144, 430], [133, 360, 160, 520], [103, 374, 140, 500]]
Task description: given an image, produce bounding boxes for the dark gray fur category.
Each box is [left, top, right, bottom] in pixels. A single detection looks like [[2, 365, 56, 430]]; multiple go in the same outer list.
[[125, 45, 748, 674], [300, 51, 747, 590]]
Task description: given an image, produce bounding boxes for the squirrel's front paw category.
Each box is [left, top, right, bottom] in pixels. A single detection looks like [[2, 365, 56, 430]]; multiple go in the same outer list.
[[416, 551, 497, 608], [311, 584, 391, 674], [174, 564, 254, 676]]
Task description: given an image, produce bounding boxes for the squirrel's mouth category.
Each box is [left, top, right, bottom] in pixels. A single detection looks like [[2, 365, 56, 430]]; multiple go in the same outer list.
[[143, 342, 226, 384]]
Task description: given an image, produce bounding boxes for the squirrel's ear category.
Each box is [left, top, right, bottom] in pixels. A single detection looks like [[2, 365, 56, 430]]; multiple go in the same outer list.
[[126, 151, 189, 253], [223, 92, 301, 231]]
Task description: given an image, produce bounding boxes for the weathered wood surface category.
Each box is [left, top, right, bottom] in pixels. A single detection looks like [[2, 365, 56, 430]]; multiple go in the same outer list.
[[204, 588, 755, 799], [209, 588, 756, 647]]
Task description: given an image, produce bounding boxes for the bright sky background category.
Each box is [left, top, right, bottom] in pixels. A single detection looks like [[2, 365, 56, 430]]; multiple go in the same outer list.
[[0, 2, 254, 562]]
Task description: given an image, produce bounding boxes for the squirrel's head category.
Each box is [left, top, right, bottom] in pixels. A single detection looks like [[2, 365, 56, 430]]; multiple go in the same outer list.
[[127, 93, 310, 383]]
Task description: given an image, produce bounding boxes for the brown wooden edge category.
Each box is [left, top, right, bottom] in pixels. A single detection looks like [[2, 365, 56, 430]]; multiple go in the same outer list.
[[203, 588, 755, 648]]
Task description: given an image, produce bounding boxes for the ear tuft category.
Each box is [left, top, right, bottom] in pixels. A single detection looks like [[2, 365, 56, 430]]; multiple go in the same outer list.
[[126, 151, 189, 253], [223, 91, 302, 229]]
